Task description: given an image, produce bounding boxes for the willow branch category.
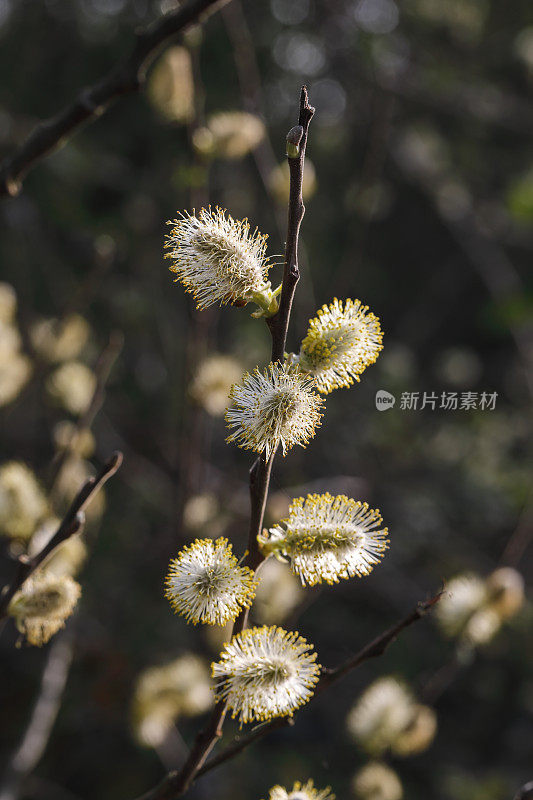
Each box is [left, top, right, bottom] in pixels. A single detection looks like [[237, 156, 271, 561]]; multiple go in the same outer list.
[[318, 590, 442, 686], [195, 717, 292, 780], [0, 0, 231, 197], [131, 86, 315, 800], [192, 591, 443, 780], [133, 592, 440, 800], [0, 452, 123, 621], [0, 634, 74, 800]]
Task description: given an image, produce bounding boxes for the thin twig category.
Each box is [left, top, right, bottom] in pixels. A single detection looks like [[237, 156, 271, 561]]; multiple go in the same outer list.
[[191, 591, 443, 781], [0, 452, 123, 621], [195, 717, 292, 779], [419, 649, 463, 706], [318, 591, 442, 686], [0, 0, 231, 197], [267, 87, 315, 363], [0, 633, 74, 800], [131, 86, 315, 800], [500, 494, 533, 569]]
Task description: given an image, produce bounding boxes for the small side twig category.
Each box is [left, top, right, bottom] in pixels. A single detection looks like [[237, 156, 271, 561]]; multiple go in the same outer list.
[[0, 0, 230, 197], [500, 493, 533, 569], [192, 591, 443, 781], [195, 717, 291, 780], [0, 633, 74, 800], [318, 591, 443, 687], [0, 452, 123, 621]]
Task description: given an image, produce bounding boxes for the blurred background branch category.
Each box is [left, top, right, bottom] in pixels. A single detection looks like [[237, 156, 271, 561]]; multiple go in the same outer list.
[[0, 0, 231, 197], [0, 632, 74, 800]]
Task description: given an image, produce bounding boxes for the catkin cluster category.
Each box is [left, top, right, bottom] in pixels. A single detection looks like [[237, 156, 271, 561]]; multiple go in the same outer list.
[[163, 206, 388, 731]]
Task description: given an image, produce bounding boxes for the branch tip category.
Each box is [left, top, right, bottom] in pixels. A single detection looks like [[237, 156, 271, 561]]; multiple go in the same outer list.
[[0, 450, 122, 621], [107, 450, 124, 473]]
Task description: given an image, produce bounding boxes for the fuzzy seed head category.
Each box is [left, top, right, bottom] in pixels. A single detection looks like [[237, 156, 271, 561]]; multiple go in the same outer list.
[[46, 361, 96, 415], [200, 111, 265, 159], [30, 314, 90, 364], [0, 351, 32, 407], [391, 704, 437, 757], [299, 298, 383, 394], [266, 780, 335, 800], [347, 676, 436, 757], [436, 573, 503, 645], [132, 653, 213, 747], [352, 762, 403, 800], [8, 572, 81, 646], [347, 677, 414, 756], [0, 282, 17, 324], [0, 462, 47, 541], [189, 354, 244, 416], [260, 493, 389, 586], [437, 568, 525, 647], [225, 362, 324, 457], [165, 207, 272, 309], [436, 573, 487, 638], [165, 538, 257, 626], [211, 625, 320, 724], [485, 567, 525, 620]]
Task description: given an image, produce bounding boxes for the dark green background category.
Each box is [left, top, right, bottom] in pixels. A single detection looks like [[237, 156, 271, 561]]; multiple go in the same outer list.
[[0, 1, 532, 799]]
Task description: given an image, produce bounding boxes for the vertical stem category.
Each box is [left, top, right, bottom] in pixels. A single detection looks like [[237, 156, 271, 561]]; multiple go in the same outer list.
[[268, 87, 315, 362], [140, 87, 315, 800]]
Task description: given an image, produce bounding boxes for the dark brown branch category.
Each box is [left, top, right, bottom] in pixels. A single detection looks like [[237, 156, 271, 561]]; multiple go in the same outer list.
[[133, 702, 228, 800], [195, 717, 292, 780], [267, 87, 315, 363], [131, 87, 315, 800], [0, 0, 230, 197], [192, 591, 443, 781], [318, 591, 443, 687], [239, 87, 315, 578], [0, 452, 123, 621]]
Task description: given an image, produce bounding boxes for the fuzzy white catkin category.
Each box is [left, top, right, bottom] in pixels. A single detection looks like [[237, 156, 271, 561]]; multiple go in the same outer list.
[[212, 626, 321, 724], [260, 493, 389, 586], [225, 362, 324, 457], [165, 207, 273, 310]]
